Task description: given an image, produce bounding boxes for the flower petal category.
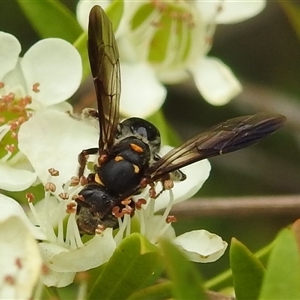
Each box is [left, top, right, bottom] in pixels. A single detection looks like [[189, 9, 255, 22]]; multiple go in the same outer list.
[[41, 269, 75, 288], [154, 146, 211, 212], [77, 0, 111, 31], [191, 57, 242, 106], [120, 62, 166, 117], [0, 216, 42, 299], [21, 38, 82, 107], [0, 162, 36, 191], [38, 229, 115, 287], [174, 230, 227, 263], [194, 1, 266, 24], [0, 31, 21, 80], [18, 110, 99, 187], [51, 228, 115, 272], [0, 194, 45, 240]]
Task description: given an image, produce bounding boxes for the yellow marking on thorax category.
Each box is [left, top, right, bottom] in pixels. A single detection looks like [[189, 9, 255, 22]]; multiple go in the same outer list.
[[133, 164, 140, 174], [115, 155, 124, 162], [95, 173, 104, 185], [130, 143, 143, 153]]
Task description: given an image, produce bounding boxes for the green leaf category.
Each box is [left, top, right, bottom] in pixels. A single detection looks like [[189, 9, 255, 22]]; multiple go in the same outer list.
[[259, 228, 300, 299], [128, 281, 172, 300], [106, 0, 124, 33], [279, 1, 300, 41], [230, 238, 265, 300], [17, 0, 82, 42], [88, 233, 160, 300], [73, 32, 89, 81], [160, 239, 206, 300]]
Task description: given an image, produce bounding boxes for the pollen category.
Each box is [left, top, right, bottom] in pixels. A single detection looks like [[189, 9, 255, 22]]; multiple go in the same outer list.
[[130, 143, 144, 153]]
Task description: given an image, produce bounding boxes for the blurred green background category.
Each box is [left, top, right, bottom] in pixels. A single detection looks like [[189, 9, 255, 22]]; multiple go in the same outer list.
[[1, 0, 300, 281]]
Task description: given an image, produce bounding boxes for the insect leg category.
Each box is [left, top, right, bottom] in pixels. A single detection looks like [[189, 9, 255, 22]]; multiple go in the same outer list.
[[78, 148, 99, 178]]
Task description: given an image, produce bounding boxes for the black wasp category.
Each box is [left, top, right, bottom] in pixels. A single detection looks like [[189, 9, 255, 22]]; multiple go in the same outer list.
[[75, 5, 286, 235]]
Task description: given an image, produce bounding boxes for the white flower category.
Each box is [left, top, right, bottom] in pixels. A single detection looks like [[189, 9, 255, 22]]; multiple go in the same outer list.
[[16, 110, 116, 287], [76, 1, 265, 113], [0, 31, 82, 191], [18, 109, 226, 265], [0, 194, 43, 299]]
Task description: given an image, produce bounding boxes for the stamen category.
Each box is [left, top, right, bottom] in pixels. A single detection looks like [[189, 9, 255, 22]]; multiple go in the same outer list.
[[112, 206, 123, 218], [59, 192, 69, 200], [75, 272, 89, 300], [25, 193, 35, 203], [121, 198, 132, 206], [166, 215, 177, 223], [145, 189, 175, 243], [48, 168, 59, 176], [5, 144, 15, 153], [32, 83, 40, 93], [135, 198, 147, 210], [70, 176, 80, 186], [44, 182, 56, 192], [4, 275, 15, 285], [15, 258, 22, 269], [95, 224, 106, 234], [66, 202, 77, 214]]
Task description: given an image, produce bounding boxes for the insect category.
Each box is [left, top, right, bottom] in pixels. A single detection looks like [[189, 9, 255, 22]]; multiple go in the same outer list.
[[75, 5, 286, 235]]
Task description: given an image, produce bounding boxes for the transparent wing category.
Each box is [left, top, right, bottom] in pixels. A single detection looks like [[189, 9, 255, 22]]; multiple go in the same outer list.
[[146, 113, 286, 181], [88, 5, 120, 153]]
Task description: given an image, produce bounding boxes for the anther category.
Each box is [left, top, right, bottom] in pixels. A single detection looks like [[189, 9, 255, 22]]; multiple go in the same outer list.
[[58, 192, 69, 200], [66, 202, 77, 214], [95, 224, 106, 234], [122, 206, 133, 215], [4, 275, 15, 285], [48, 168, 59, 176], [32, 83, 40, 93], [5, 144, 15, 153], [70, 176, 80, 186], [112, 206, 123, 218], [163, 179, 174, 190], [121, 198, 132, 206], [25, 193, 35, 203], [135, 198, 147, 210], [166, 215, 177, 223], [45, 182, 56, 192], [15, 258, 22, 269]]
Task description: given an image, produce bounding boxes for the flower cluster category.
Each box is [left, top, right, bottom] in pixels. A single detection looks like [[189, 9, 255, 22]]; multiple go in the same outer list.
[[0, 1, 266, 296], [0, 31, 82, 192], [77, 0, 266, 115]]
